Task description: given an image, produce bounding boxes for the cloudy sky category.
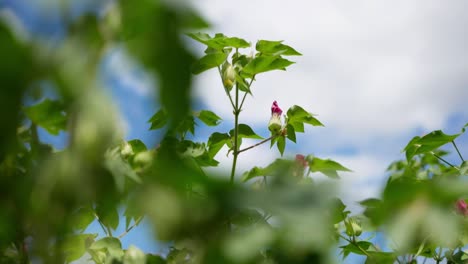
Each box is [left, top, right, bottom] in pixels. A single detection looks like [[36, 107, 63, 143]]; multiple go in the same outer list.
[[3, 0, 468, 262], [186, 0, 468, 207]]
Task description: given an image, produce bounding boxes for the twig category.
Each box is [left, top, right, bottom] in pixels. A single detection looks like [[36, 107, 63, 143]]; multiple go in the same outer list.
[[431, 152, 458, 169], [452, 141, 465, 162], [118, 217, 143, 239], [238, 135, 276, 154], [94, 213, 112, 237]]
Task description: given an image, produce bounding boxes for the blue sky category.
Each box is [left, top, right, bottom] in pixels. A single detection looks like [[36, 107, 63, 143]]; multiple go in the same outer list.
[[2, 0, 468, 263]]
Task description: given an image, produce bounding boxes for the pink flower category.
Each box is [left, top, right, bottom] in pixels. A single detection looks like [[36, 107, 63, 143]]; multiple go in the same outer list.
[[268, 101, 283, 134], [271, 101, 283, 116], [295, 154, 308, 168], [456, 199, 468, 216]]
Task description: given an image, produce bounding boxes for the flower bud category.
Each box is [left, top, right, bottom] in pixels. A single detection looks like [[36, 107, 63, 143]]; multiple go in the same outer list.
[[223, 63, 236, 90], [268, 101, 283, 134], [345, 218, 362, 237], [120, 141, 134, 158]]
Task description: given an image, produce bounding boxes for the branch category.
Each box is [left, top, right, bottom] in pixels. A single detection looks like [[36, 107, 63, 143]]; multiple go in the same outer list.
[[237, 135, 277, 154], [452, 141, 465, 162], [118, 217, 143, 239]]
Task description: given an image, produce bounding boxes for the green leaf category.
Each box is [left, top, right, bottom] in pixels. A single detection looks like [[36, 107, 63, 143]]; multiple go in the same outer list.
[[127, 139, 147, 154], [365, 252, 396, 264], [24, 99, 68, 135], [96, 204, 119, 230], [146, 254, 166, 264], [71, 207, 95, 232], [187, 32, 250, 49], [340, 241, 372, 258], [242, 55, 295, 75], [287, 105, 324, 129], [460, 161, 468, 176], [230, 124, 263, 139], [191, 52, 227, 74], [176, 115, 195, 135], [207, 132, 230, 158], [256, 40, 301, 56], [286, 124, 296, 143], [148, 109, 168, 130], [105, 148, 141, 192], [242, 159, 295, 182], [123, 245, 146, 264], [277, 135, 285, 156], [308, 156, 351, 179], [62, 234, 97, 263], [331, 198, 349, 224], [90, 237, 124, 259], [404, 130, 460, 160], [196, 110, 222, 126]]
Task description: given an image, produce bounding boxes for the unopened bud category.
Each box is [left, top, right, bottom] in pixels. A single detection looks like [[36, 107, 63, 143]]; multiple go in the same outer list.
[[345, 218, 362, 237], [223, 63, 236, 90]]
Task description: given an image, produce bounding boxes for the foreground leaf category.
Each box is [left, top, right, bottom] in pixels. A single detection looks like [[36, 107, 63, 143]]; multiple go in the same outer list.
[[24, 99, 68, 135], [308, 156, 351, 179]]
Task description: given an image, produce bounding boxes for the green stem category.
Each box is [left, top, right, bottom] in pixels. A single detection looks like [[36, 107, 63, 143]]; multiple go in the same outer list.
[[94, 213, 112, 237], [238, 75, 256, 111], [230, 83, 240, 184], [238, 135, 276, 154], [118, 216, 143, 239], [432, 152, 458, 169], [452, 141, 465, 162]]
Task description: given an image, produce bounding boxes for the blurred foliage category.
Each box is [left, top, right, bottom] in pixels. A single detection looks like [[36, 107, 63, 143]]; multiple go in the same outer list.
[[0, 1, 468, 264]]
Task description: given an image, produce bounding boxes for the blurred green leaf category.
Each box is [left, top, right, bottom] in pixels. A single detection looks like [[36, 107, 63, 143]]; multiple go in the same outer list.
[[24, 99, 67, 135], [365, 252, 395, 264], [461, 161, 468, 176], [308, 156, 351, 179], [256, 40, 301, 56], [242, 55, 294, 75], [90, 237, 124, 259], [196, 110, 222, 126], [71, 207, 95, 232], [242, 159, 295, 182], [96, 204, 119, 231], [146, 254, 167, 264], [191, 52, 227, 74], [62, 234, 97, 263], [123, 245, 146, 264], [148, 109, 168, 130], [127, 139, 147, 154]]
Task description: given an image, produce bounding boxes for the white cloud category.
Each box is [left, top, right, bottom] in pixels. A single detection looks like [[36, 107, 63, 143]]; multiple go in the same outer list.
[[191, 0, 468, 137], [105, 48, 156, 97]]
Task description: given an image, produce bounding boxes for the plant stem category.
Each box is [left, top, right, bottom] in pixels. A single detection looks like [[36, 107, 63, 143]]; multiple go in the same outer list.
[[431, 152, 458, 169], [238, 75, 256, 111], [230, 83, 240, 184], [238, 135, 277, 154], [118, 217, 143, 239], [94, 213, 112, 237], [452, 141, 465, 162]]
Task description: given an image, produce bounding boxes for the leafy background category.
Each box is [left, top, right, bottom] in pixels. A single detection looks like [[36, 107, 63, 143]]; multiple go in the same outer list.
[[2, 0, 468, 263]]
